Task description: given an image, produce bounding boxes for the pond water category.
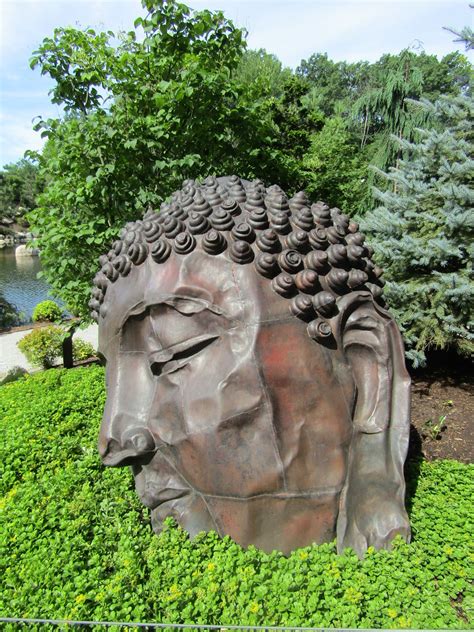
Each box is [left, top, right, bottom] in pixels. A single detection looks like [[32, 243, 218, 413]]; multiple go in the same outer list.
[[0, 247, 53, 322]]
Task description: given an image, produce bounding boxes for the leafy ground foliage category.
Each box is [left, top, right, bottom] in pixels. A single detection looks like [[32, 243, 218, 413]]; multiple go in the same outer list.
[[0, 366, 472, 628]]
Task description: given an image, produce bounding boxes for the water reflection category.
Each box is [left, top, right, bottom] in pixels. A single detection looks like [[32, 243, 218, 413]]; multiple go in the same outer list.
[[0, 247, 53, 322]]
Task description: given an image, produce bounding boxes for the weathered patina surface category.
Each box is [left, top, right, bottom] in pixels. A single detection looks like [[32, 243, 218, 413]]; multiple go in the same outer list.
[[91, 176, 411, 557]]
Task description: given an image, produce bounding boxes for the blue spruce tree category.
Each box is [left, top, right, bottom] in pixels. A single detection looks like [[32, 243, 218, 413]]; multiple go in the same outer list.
[[361, 94, 473, 366]]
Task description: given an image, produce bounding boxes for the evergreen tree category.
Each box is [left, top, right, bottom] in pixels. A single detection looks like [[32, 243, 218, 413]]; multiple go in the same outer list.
[[353, 50, 425, 171], [361, 94, 473, 366]]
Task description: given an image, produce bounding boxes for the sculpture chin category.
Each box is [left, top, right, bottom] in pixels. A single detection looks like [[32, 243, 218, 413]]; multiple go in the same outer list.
[[132, 459, 191, 509]]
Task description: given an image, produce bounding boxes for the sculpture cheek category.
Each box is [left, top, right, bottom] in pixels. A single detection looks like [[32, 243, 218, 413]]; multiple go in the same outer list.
[[148, 375, 188, 446], [178, 331, 263, 432]]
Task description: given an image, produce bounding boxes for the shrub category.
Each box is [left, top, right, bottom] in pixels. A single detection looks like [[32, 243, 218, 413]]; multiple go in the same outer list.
[[17, 324, 64, 368], [17, 326, 96, 368], [0, 366, 472, 629], [32, 299, 63, 323], [72, 338, 96, 361]]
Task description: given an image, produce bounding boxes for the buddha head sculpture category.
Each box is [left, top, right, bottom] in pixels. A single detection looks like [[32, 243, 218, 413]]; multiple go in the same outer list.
[[91, 175, 411, 558]]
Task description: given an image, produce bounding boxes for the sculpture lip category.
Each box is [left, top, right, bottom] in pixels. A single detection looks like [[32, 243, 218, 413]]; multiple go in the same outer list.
[[102, 447, 155, 467], [143, 487, 190, 509]]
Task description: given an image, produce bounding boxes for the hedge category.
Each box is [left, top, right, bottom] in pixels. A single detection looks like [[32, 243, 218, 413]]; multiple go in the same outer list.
[[0, 366, 472, 629]]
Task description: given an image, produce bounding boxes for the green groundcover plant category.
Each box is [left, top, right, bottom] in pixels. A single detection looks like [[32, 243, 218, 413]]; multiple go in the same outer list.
[[0, 366, 472, 629]]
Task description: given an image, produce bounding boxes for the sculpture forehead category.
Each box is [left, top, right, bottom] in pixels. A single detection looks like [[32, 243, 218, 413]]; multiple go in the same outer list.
[[98, 248, 289, 351]]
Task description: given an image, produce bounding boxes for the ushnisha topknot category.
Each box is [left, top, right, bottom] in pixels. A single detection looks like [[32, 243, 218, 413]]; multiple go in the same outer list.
[[90, 175, 385, 345]]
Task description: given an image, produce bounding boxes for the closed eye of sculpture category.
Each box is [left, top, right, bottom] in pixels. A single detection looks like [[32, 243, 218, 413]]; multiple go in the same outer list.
[[149, 334, 220, 376]]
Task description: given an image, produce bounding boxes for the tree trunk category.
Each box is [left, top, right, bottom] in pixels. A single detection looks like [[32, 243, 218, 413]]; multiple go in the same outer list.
[[62, 325, 77, 369]]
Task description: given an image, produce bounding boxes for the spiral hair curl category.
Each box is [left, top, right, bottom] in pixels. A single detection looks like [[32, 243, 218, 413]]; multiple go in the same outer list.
[[90, 176, 385, 344]]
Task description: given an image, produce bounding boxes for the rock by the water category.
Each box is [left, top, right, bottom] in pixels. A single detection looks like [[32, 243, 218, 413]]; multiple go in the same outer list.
[[0, 366, 29, 385], [15, 244, 39, 257]]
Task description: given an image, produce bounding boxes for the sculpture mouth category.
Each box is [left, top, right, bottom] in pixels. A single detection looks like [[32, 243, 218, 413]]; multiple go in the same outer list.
[[102, 447, 155, 467], [141, 487, 190, 510]]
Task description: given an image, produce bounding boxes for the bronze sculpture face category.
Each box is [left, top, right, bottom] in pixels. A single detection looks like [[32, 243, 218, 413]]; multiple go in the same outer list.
[[92, 176, 411, 557]]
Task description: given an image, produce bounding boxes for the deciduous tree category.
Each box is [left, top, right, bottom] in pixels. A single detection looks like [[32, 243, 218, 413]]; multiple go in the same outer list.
[[28, 0, 283, 318]]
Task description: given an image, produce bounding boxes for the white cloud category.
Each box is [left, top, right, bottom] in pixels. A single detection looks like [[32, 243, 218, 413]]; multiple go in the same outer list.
[[0, 115, 46, 166]]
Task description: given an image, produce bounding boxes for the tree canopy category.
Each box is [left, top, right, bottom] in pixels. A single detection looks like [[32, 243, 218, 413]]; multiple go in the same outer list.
[[25, 0, 473, 368], [0, 159, 41, 218], [28, 0, 289, 318]]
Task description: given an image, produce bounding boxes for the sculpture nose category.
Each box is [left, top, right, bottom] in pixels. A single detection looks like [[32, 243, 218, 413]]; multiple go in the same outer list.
[[99, 420, 156, 467]]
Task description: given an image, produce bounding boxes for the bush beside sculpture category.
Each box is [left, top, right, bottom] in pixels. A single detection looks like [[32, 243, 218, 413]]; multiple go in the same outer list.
[[72, 337, 97, 362], [0, 366, 472, 629], [17, 325, 65, 368], [17, 325, 95, 368]]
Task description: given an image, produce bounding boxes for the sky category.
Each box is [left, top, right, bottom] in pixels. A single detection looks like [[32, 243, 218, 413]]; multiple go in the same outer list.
[[0, 0, 472, 166]]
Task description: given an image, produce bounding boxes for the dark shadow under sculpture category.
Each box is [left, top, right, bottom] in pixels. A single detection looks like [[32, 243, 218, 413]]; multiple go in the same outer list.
[[90, 176, 411, 558]]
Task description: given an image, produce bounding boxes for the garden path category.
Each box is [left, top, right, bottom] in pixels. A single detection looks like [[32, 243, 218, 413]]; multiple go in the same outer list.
[[0, 323, 98, 376]]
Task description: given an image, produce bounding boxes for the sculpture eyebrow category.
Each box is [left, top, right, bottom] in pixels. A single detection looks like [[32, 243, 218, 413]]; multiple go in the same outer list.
[[155, 294, 226, 317], [120, 295, 227, 332]]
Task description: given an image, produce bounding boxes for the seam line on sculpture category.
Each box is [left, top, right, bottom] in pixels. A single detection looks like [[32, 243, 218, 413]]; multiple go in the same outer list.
[[198, 492, 223, 537], [149, 310, 161, 349], [245, 319, 288, 493], [230, 262, 288, 492], [248, 351, 288, 490], [177, 367, 190, 438], [198, 488, 343, 501], [143, 376, 159, 443], [138, 449, 341, 511], [252, 350, 288, 492], [193, 404, 265, 430]]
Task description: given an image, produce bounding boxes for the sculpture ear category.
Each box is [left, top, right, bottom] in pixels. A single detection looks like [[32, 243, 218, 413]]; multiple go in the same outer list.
[[334, 294, 411, 556], [343, 308, 393, 434], [340, 295, 410, 437]]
